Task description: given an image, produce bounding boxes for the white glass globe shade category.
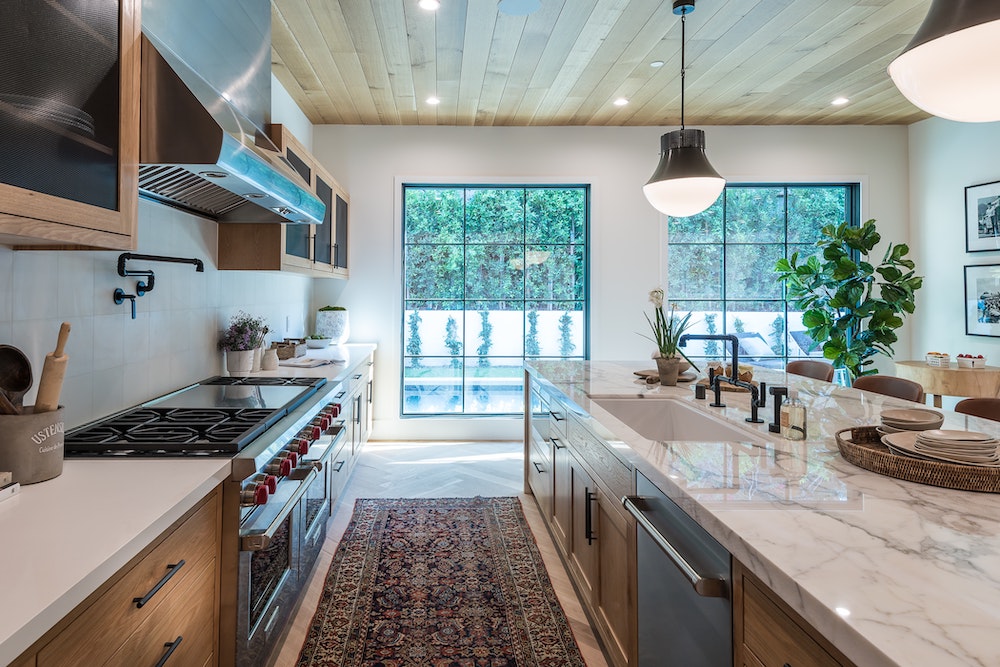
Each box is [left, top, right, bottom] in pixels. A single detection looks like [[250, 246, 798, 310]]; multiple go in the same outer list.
[[888, 18, 1000, 122], [643, 176, 725, 218]]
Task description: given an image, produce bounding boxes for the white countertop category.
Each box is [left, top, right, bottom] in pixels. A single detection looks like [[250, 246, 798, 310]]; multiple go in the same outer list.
[[0, 458, 231, 664], [0, 343, 376, 664], [528, 360, 1000, 667]]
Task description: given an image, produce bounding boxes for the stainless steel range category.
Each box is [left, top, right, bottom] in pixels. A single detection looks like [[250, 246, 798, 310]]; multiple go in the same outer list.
[[64, 375, 349, 666]]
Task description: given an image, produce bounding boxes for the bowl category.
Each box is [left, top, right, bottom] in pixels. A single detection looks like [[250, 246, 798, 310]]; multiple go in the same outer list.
[[305, 337, 331, 349], [957, 356, 987, 369]]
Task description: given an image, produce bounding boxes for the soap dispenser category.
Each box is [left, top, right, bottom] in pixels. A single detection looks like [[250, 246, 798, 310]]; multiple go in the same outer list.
[[780, 389, 807, 440]]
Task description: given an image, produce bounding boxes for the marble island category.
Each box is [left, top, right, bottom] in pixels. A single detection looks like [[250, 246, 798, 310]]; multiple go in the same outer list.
[[527, 359, 1000, 667]]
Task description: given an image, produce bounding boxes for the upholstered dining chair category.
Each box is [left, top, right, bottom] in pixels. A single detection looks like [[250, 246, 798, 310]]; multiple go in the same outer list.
[[852, 375, 925, 403], [785, 360, 836, 382], [955, 398, 1000, 422]]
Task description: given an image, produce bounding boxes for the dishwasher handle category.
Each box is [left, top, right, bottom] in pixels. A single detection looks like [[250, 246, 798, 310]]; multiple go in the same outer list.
[[622, 495, 728, 599]]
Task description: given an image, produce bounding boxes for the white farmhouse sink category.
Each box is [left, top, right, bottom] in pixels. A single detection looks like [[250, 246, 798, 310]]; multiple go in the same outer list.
[[591, 397, 766, 444]]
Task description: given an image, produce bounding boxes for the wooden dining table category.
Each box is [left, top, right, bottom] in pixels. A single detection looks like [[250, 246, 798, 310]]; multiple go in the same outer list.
[[894, 360, 1000, 408]]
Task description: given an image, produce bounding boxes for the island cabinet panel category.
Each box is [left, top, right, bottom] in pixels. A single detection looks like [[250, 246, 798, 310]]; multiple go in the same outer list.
[[734, 561, 855, 667], [524, 372, 636, 667], [21, 487, 222, 667], [218, 124, 349, 278], [0, 0, 140, 250]]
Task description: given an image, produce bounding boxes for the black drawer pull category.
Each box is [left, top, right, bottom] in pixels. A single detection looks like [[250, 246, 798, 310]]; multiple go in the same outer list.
[[133, 560, 185, 608], [550, 436, 566, 450], [332, 460, 346, 472], [532, 461, 544, 473], [585, 488, 596, 545], [155, 636, 183, 667]]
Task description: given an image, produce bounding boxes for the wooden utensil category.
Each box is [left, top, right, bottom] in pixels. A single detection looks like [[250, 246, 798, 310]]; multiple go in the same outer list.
[[34, 322, 71, 413]]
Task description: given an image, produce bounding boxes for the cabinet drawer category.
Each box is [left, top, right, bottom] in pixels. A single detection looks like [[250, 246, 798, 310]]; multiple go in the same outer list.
[[106, 558, 217, 667], [567, 418, 632, 499], [38, 492, 220, 666], [742, 576, 842, 667], [527, 439, 553, 514]]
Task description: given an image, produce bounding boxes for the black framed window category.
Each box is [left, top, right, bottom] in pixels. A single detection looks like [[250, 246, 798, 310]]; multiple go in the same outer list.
[[667, 184, 860, 367], [402, 185, 589, 416]]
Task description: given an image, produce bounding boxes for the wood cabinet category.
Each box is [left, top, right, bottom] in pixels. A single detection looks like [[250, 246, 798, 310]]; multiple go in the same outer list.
[[524, 373, 636, 667], [734, 561, 856, 667], [0, 0, 140, 250], [218, 124, 349, 278], [17, 487, 222, 667]]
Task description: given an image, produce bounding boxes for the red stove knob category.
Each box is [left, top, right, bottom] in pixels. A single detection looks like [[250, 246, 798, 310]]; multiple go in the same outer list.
[[309, 425, 322, 440], [290, 438, 310, 455], [328, 403, 341, 418], [242, 483, 268, 506], [266, 455, 293, 477], [285, 451, 299, 468], [263, 475, 278, 494]]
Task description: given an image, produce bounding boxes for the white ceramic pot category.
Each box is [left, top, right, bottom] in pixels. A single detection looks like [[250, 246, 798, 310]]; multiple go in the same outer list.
[[226, 349, 254, 377], [316, 309, 349, 344]]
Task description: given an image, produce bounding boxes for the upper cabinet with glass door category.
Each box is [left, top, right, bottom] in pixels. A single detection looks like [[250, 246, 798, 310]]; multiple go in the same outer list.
[[217, 124, 349, 278], [0, 0, 140, 249]]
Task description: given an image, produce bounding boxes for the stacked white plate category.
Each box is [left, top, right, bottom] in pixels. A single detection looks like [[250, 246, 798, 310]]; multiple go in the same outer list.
[[882, 429, 1000, 466], [877, 408, 944, 434]]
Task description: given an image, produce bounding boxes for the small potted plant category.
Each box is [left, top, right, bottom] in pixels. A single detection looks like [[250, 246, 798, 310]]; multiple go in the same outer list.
[[316, 305, 349, 345], [640, 288, 698, 386], [219, 311, 268, 376]]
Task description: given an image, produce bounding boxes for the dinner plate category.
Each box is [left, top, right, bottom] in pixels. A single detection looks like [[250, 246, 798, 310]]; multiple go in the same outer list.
[[880, 408, 944, 423], [882, 431, 1000, 466], [917, 429, 995, 442]]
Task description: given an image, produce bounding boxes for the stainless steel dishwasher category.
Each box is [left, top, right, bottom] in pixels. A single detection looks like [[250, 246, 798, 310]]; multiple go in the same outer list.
[[623, 471, 732, 666]]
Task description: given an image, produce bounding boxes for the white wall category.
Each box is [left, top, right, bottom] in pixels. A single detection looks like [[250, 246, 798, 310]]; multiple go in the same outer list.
[[310, 124, 910, 440], [270, 75, 314, 150], [908, 118, 1000, 376]]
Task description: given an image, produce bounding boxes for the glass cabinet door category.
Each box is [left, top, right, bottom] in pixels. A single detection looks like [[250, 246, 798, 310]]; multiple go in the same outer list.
[[0, 0, 138, 246]]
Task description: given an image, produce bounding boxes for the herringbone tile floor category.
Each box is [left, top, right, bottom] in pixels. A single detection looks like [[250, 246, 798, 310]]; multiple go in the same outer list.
[[273, 440, 609, 667]]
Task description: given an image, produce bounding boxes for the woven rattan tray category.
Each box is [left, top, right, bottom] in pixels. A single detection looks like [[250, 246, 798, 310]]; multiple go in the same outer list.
[[836, 426, 1000, 493]]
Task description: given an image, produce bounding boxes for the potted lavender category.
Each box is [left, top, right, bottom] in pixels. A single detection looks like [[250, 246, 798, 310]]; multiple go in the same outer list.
[[219, 311, 268, 375]]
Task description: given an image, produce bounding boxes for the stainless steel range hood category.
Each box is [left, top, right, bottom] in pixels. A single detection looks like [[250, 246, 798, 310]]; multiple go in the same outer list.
[[138, 34, 323, 225]]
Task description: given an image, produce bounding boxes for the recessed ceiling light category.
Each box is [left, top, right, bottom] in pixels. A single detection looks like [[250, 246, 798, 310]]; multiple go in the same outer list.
[[498, 0, 540, 16], [832, 97, 850, 106], [418, 0, 440, 10], [614, 98, 629, 106], [427, 96, 441, 105], [650, 60, 665, 68]]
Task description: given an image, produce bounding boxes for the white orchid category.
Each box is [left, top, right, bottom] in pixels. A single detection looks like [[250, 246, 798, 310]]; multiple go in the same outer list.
[[648, 288, 664, 308]]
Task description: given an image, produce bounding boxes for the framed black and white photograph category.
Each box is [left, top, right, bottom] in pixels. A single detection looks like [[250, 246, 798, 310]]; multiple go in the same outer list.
[[966, 180, 1000, 252], [965, 264, 1000, 336]]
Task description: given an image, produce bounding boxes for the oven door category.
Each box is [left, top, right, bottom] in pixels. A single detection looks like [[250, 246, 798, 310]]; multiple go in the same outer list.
[[237, 469, 317, 665], [298, 425, 346, 570]]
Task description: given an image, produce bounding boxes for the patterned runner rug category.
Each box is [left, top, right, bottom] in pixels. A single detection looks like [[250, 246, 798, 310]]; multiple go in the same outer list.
[[297, 496, 587, 667]]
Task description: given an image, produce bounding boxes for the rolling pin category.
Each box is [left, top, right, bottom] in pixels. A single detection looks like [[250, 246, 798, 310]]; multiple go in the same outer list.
[[34, 322, 71, 413]]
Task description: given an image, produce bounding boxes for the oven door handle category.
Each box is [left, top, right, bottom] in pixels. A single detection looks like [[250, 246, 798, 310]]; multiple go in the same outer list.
[[241, 468, 318, 551]]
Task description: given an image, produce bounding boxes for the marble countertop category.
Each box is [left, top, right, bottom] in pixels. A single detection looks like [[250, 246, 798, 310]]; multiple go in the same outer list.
[[0, 459, 231, 665], [528, 360, 1000, 667]]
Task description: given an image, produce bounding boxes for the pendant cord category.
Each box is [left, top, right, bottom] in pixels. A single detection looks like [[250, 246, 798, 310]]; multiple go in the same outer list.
[[680, 10, 686, 131]]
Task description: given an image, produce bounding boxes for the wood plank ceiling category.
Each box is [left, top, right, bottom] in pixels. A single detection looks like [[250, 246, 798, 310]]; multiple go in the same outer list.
[[270, 0, 933, 127]]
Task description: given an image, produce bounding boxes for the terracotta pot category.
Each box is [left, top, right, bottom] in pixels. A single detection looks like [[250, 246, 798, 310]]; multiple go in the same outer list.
[[655, 357, 682, 386]]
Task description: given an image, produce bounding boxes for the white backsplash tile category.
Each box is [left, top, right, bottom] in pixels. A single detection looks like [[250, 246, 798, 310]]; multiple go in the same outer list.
[[1, 202, 315, 428]]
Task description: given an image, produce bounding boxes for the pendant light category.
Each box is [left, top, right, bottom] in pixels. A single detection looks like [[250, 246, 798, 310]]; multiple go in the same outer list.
[[887, 0, 1000, 123], [643, 0, 725, 218]]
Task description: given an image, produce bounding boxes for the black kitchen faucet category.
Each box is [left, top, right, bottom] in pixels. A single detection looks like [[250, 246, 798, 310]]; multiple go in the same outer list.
[[678, 333, 766, 423]]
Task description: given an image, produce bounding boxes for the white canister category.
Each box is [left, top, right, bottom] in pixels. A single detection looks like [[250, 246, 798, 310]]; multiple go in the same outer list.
[[316, 308, 350, 344]]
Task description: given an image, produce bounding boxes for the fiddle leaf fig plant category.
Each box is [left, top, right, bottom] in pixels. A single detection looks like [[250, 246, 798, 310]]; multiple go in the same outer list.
[[774, 219, 922, 381]]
